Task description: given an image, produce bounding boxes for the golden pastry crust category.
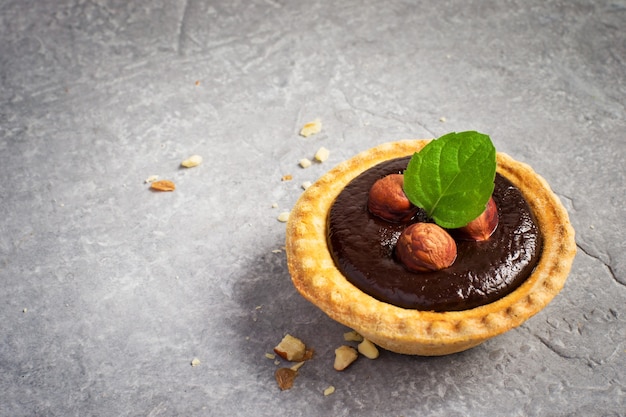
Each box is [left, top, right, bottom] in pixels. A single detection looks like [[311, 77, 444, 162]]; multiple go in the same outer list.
[[285, 140, 576, 356]]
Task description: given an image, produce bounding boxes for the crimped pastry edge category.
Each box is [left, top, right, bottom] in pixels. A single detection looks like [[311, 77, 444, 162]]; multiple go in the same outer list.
[[285, 140, 576, 355]]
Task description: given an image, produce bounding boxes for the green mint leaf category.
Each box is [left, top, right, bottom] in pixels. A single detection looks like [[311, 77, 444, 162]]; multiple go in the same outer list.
[[403, 131, 496, 229]]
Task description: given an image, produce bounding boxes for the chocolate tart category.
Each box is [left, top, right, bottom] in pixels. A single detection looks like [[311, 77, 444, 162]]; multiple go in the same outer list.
[[285, 140, 576, 356]]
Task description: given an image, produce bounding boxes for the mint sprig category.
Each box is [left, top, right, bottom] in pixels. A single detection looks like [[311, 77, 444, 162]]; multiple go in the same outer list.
[[403, 131, 496, 229]]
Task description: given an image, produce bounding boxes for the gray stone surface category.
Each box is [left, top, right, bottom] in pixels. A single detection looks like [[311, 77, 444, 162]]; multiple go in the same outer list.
[[0, 0, 624, 416]]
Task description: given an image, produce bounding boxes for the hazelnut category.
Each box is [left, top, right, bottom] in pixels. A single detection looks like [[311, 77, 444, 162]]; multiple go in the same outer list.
[[396, 223, 457, 272], [368, 174, 417, 222], [455, 197, 499, 241]]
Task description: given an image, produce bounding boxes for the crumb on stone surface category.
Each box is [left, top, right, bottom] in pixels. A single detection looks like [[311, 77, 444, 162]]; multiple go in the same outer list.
[[277, 212, 290, 222], [181, 154, 203, 168], [314, 147, 330, 162], [299, 119, 322, 137], [150, 180, 175, 191]]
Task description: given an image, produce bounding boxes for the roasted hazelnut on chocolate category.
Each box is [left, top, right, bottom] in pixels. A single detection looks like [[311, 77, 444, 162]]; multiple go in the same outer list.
[[455, 196, 499, 241], [396, 223, 457, 272], [367, 174, 418, 222]]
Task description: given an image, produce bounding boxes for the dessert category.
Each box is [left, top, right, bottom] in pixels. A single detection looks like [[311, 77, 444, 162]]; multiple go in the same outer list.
[[285, 136, 576, 356]]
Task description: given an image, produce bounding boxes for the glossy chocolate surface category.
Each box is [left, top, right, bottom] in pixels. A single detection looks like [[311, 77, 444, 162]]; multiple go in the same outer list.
[[327, 157, 543, 311]]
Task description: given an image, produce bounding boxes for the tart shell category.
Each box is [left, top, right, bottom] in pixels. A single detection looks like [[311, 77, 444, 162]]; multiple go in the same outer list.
[[285, 140, 576, 356]]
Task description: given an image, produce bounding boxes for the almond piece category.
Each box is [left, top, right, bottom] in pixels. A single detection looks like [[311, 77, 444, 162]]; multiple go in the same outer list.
[[274, 334, 306, 362], [334, 345, 358, 371]]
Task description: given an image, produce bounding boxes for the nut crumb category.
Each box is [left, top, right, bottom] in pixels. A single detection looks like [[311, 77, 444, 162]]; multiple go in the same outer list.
[[144, 175, 159, 183], [334, 345, 358, 371], [181, 154, 203, 168], [271, 203, 279, 208], [265, 353, 276, 360], [299, 158, 312, 168], [299, 118, 322, 137], [277, 212, 290, 223], [272, 249, 283, 253], [281, 174, 293, 181], [274, 334, 307, 361], [150, 180, 176, 191], [357, 338, 380, 359], [275, 367, 298, 391], [323, 386, 336, 396], [343, 330, 364, 342], [290, 361, 305, 372], [314, 147, 330, 162], [440, 116, 447, 122], [301, 181, 312, 190], [190, 358, 201, 367]]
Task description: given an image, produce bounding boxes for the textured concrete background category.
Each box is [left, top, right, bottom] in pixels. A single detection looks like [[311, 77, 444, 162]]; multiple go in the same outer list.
[[0, 1, 624, 416]]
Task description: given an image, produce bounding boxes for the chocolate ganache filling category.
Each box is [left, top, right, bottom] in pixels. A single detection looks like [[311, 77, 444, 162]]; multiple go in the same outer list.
[[327, 156, 543, 312]]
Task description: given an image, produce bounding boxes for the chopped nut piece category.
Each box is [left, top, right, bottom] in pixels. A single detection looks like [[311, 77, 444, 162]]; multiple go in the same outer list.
[[265, 353, 276, 360], [150, 180, 176, 191], [440, 116, 447, 122], [301, 181, 312, 190], [144, 175, 159, 183], [274, 334, 306, 362], [343, 330, 364, 342], [334, 345, 358, 371], [277, 212, 290, 223], [314, 147, 330, 162], [271, 202, 279, 208], [181, 154, 203, 168], [290, 361, 305, 372], [190, 358, 201, 367], [299, 158, 312, 168], [275, 367, 298, 391], [281, 174, 293, 181], [299, 118, 322, 137], [323, 386, 336, 396], [302, 347, 315, 361], [357, 339, 379, 359]]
